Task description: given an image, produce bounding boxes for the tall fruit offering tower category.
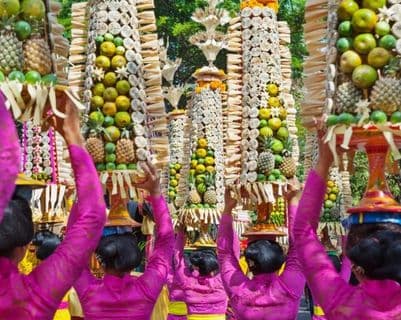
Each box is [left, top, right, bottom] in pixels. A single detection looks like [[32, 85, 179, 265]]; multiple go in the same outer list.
[[68, 0, 168, 225], [177, 0, 228, 247], [225, 0, 299, 238]]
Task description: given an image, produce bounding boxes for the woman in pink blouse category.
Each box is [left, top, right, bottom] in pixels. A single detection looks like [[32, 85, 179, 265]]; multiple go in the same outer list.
[[172, 229, 228, 320], [0, 94, 107, 319], [217, 188, 305, 320], [295, 132, 401, 319], [73, 161, 174, 320]]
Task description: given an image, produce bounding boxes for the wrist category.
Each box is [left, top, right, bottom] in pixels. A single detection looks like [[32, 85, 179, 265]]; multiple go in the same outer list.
[[149, 187, 161, 197], [65, 132, 85, 147]]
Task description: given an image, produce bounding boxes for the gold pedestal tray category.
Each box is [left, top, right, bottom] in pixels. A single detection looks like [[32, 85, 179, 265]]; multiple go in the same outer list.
[[333, 125, 401, 214], [103, 170, 145, 227]]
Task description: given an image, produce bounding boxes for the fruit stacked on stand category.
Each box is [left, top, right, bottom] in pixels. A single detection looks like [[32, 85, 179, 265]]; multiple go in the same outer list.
[[194, 70, 226, 94], [328, 0, 401, 126], [168, 162, 182, 203], [257, 83, 297, 183], [85, 32, 139, 172], [224, 0, 298, 238], [322, 179, 341, 222], [187, 138, 217, 209], [0, 0, 69, 123], [269, 196, 286, 227]]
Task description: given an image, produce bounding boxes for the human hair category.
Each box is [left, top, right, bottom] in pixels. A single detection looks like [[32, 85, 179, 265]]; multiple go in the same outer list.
[[32, 230, 61, 260], [346, 223, 401, 251], [0, 197, 33, 257], [348, 229, 401, 284], [245, 239, 285, 274], [328, 253, 341, 273], [189, 249, 219, 276], [95, 233, 141, 273]]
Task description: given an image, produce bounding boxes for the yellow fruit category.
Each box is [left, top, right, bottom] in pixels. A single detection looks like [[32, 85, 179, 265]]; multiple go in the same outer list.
[[103, 72, 117, 87], [196, 164, 206, 174], [91, 96, 104, 110], [95, 55, 111, 69], [176, 173, 181, 179], [206, 166, 215, 173], [259, 108, 271, 120], [93, 83, 106, 96], [331, 187, 339, 194], [114, 111, 131, 128], [196, 148, 207, 158], [329, 194, 337, 201], [100, 41, 116, 57], [170, 179, 178, 187], [279, 107, 287, 120], [327, 181, 335, 188], [259, 127, 274, 137], [116, 80, 130, 95], [191, 160, 198, 169], [268, 118, 282, 131], [198, 138, 208, 148], [111, 55, 127, 69], [190, 169, 196, 175], [268, 97, 281, 107], [266, 83, 279, 96], [103, 87, 118, 102], [115, 95, 130, 111], [170, 168, 177, 175], [324, 194, 329, 200], [103, 102, 117, 116], [205, 156, 215, 165], [174, 163, 182, 170], [104, 126, 121, 142]]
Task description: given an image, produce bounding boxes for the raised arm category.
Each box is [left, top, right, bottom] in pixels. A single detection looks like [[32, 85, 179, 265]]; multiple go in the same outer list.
[[279, 198, 306, 298], [0, 93, 20, 222], [217, 189, 248, 299], [172, 229, 188, 280], [293, 136, 350, 313], [29, 98, 106, 305], [136, 161, 174, 301]]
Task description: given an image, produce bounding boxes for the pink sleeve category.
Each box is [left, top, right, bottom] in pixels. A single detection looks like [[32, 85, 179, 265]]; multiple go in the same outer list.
[[138, 195, 174, 301], [173, 230, 187, 279], [29, 145, 106, 305], [340, 256, 352, 282], [279, 204, 305, 298], [0, 93, 19, 222], [293, 170, 351, 313], [217, 213, 248, 299]]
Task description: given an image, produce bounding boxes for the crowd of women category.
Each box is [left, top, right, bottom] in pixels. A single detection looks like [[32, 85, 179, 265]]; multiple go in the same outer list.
[[1, 92, 401, 320]]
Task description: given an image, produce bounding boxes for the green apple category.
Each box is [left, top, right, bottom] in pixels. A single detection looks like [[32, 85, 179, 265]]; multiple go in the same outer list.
[[338, 0, 359, 21], [352, 64, 378, 88], [362, 0, 386, 12], [336, 37, 353, 52], [379, 34, 397, 49], [367, 47, 391, 68], [338, 21, 353, 36], [353, 33, 377, 54], [351, 9, 378, 33], [375, 21, 391, 36], [340, 50, 362, 73]]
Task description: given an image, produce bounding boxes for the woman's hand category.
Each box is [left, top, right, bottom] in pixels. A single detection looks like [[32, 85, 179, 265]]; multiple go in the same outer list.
[[134, 160, 161, 196], [315, 117, 334, 179], [285, 178, 302, 205], [47, 91, 84, 147], [224, 187, 237, 214]]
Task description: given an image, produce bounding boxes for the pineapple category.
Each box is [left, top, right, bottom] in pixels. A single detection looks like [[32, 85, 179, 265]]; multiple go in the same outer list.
[[335, 82, 363, 114], [258, 137, 275, 174], [23, 32, 52, 75], [86, 133, 105, 164], [280, 157, 297, 178], [203, 173, 217, 205], [116, 130, 135, 164], [189, 173, 201, 204], [0, 19, 24, 75], [370, 58, 401, 115]]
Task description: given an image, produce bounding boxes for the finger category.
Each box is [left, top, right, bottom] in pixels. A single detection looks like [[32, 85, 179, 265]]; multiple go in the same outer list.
[[140, 162, 156, 181], [146, 158, 157, 176]]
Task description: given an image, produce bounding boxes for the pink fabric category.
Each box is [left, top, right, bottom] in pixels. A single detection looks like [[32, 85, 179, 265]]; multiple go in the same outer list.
[[217, 204, 305, 320], [74, 195, 174, 320], [312, 257, 352, 320], [0, 92, 20, 222], [173, 231, 228, 315], [295, 170, 401, 320], [0, 145, 106, 319]]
